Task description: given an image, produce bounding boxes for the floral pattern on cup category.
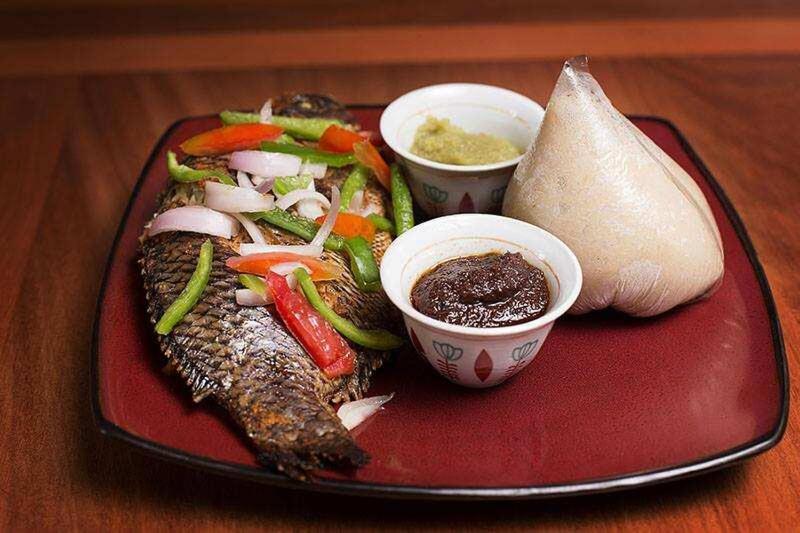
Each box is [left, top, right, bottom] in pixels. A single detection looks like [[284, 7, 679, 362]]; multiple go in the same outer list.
[[474, 349, 493, 382], [423, 183, 449, 204], [504, 340, 539, 378], [458, 193, 475, 213], [490, 185, 507, 206], [433, 340, 462, 381]]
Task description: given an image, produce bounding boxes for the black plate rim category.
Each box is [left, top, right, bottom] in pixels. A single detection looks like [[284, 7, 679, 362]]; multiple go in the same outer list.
[[91, 107, 789, 500]]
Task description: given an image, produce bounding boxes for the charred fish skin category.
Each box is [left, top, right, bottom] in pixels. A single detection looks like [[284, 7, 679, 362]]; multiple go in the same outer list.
[[139, 94, 396, 479], [271, 93, 356, 124]]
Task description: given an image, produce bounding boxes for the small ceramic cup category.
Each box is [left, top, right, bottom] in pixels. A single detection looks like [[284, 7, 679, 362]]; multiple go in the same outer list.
[[380, 214, 582, 388], [380, 83, 544, 216]]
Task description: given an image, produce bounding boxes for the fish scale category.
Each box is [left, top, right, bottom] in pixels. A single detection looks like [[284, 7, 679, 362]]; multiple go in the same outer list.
[[140, 94, 400, 479]]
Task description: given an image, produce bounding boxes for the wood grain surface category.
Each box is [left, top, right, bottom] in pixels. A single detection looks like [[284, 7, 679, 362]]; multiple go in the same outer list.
[[0, 13, 798, 531]]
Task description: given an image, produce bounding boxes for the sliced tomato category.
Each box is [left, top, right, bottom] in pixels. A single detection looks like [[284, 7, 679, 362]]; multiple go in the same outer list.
[[321, 352, 355, 378], [318, 124, 364, 153], [226, 252, 343, 281], [180, 123, 284, 156], [353, 140, 391, 191], [266, 272, 356, 376], [358, 130, 381, 144], [315, 212, 376, 242]]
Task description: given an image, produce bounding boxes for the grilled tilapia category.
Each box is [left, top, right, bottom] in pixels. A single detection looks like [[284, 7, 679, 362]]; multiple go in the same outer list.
[[140, 95, 400, 479]]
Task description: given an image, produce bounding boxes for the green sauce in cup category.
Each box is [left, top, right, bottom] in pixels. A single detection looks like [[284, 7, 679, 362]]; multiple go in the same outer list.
[[410, 116, 521, 165]]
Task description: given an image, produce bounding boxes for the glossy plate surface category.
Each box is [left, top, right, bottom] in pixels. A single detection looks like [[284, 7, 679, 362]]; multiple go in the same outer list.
[[93, 106, 787, 499]]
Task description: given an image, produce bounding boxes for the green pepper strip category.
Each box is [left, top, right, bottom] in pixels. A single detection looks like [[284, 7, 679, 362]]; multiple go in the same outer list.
[[390, 164, 414, 235], [219, 110, 259, 125], [339, 165, 369, 212], [155, 239, 214, 335], [238, 274, 267, 297], [261, 141, 357, 167], [295, 268, 404, 350], [220, 111, 343, 141], [253, 208, 345, 252], [274, 133, 300, 145], [271, 116, 344, 141], [344, 236, 381, 292], [273, 175, 312, 196], [167, 151, 236, 186], [367, 214, 395, 235]]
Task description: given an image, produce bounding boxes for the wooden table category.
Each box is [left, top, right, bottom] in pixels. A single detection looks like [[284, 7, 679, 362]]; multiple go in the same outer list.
[[1, 7, 799, 530]]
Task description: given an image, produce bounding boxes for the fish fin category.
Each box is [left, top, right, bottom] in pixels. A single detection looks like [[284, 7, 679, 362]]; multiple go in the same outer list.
[[257, 441, 368, 481], [171, 357, 219, 403]]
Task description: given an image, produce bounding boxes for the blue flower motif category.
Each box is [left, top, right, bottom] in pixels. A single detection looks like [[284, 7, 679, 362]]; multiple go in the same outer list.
[[511, 340, 538, 362], [423, 183, 448, 204], [433, 341, 463, 361], [490, 185, 507, 205]]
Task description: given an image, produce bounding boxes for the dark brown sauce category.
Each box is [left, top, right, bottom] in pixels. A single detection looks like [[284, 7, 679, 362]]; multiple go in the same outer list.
[[410, 252, 550, 328]]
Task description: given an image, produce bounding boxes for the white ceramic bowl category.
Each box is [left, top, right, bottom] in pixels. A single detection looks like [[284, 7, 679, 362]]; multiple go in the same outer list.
[[381, 214, 582, 388], [380, 83, 544, 216]]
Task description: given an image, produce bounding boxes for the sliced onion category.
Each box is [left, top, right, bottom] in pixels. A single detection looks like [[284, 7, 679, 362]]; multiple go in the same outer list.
[[296, 177, 325, 219], [259, 100, 272, 124], [359, 202, 380, 217], [285, 272, 298, 291], [239, 243, 323, 257], [299, 162, 327, 179], [229, 150, 301, 178], [348, 190, 364, 213], [311, 186, 340, 247], [275, 189, 331, 211], [204, 181, 274, 213], [254, 176, 276, 193], [297, 202, 324, 220], [236, 171, 254, 189], [146, 206, 239, 239], [236, 288, 274, 306], [232, 214, 266, 244], [337, 394, 395, 430], [269, 261, 312, 276]]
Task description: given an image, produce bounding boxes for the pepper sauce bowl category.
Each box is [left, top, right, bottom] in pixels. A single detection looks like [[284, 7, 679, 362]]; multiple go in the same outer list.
[[380, 214, 582, 388], [379, 83, 544, 217]]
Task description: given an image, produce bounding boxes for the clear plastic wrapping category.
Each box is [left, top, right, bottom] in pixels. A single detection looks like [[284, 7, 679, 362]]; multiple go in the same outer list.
[[503, 56, 724, 317]]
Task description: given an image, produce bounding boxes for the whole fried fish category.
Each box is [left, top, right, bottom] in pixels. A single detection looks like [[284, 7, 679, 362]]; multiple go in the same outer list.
[[140, 95, 400, 479]]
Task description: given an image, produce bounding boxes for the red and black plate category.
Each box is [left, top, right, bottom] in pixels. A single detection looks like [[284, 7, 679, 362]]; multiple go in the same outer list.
[[92, 106, 788, 499]]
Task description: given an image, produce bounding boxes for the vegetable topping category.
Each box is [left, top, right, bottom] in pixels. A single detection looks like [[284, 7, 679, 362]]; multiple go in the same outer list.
[[266, 272, 356, 378], [147, 206, 240, 240], [315, 212, 376, 242], [180, 124, 283, 156], [227, 252, 344, 281], [339, 165, 369, 212], [155, 239, 214, 334], [167, 150, 236, 186], [366, 214, 395, 235], [261, 141, 357, 167], [338, 394, 395, 430], [295, 269, 403, 350], [390, 164, 415, 235], [319, 124, 364, 153], [343, 236, 381, 292], [229, 150, 302, 178], [353, 140, 391, 191]]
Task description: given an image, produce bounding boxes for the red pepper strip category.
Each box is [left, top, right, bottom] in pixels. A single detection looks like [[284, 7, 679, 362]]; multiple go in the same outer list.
[[353, 140, 391, 191], [226, 252, 344, 281], [180, 123, 284, 156], [266, 272, 356, 378], [315, 212, 376, 242], [321, 354, 355, 379], [318, 124, 364, 153]]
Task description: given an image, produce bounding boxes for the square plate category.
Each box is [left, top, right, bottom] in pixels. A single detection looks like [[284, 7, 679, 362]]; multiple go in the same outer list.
[[92, 106, 787, 499]]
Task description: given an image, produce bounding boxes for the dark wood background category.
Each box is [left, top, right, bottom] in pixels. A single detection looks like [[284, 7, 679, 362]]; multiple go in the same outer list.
[[1, 1, 798, 530]]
